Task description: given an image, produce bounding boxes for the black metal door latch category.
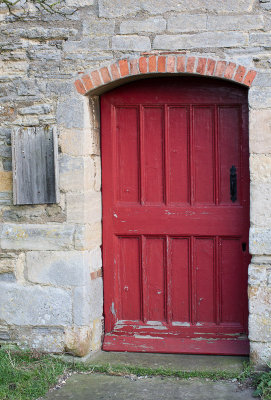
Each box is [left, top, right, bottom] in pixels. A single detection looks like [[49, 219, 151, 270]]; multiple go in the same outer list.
[[230, 165, 237, 202]]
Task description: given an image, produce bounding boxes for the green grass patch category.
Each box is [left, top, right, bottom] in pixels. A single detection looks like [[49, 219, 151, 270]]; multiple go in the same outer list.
[[0, 346, 265, 400]]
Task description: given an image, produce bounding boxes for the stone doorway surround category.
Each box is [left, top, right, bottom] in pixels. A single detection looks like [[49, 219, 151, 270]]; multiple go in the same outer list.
[[72, 53, 270, 364]]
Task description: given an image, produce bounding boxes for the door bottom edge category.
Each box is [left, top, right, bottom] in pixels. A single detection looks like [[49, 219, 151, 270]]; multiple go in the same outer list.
[[103, 334, 249, 355]]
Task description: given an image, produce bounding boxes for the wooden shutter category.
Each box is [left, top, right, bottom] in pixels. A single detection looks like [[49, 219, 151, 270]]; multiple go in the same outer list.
[[12, 126, 59, 205]]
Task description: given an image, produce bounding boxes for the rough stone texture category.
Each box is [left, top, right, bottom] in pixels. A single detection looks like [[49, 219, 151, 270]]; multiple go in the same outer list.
[[0, 0, 270, 365], [26, 251, 91, 287], [0, 283, 72, 325]]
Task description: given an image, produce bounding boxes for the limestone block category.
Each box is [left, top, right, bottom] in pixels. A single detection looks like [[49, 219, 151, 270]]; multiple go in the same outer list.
[[66, 191, 101, 223], [250, 33, 271, 46], [153, 32, 248, 50], [250, 155, 271, 183], [248, 286, 271, 316], [0, 171, 12, 192], [26, 251, 91, 287], [254, 72, 271, 87], [65, 326, 91, 357], [250, 227, 271, 255], [250, 341, 271, 367], [57, 96, 88, 130], [112, 35, 151, 51], [249, 110, 271, 154], [250, 183, 271, 227], [0, 254, 16, 274], [207, 15, 264, 31], [248, 264, 267, 286], [0, 223, 75, 251], [59, 154, 94, 192], [168, 15, 207, 32], [59, 128, 94, 157], [89, 247, 102, 273], [0, 193, 12, 205], [91, 318, 103, 352], [120, 17, 166, 34], [74, 222, 102, 251], [83, 17, 115, 35], [18, 104, 52, 115], [63, 37, 110, 53], [98, 0, 141, 17], [0, 283, 72, 325], [249, 314, 271, 341], [249, 87, 271, 109], [142, 0, 254, 14], [73, 278, 103, 325], [2, 27, 77, 40], [16, 327, 65, 353], [66, 0, 94, 6]]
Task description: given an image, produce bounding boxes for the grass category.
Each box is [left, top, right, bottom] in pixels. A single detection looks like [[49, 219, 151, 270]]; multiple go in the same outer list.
[[0, 345, 270, 399]]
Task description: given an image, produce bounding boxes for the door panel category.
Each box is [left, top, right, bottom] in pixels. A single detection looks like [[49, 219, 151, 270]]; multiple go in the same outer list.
[[101, 77, 249, 355]]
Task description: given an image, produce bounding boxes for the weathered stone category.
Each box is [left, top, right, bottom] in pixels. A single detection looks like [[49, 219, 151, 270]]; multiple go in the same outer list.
[[120, 17, 166, 34], [83, 17, 115, 35], [249, 88, 271, 109], [90, 318, 103, 351], [250, 33, 271, 46], [0, 171, 12, 191], [249, 110, 271, 153], [16, 327, 65, 353], [18, 104, 52, 115], [251, 183, 271, 227], [98, 0, 141, 17], [0, 283, 72, 325], [249, 314, 271, 341], [248, 264, 267, 285], [66, 191, 101, 223], [153, 32, 248, 50], [63, 37, 110, 52], [0, 192, 12, 205], [73, 278, 103, 325], [0, 224, 75, 251], [254, 72, 271, 87], [26, 251, 90, 287], [66, 0, 94, 6], [112, 35, 151, 51], [59, 154, 94, 192], [250, 341, 271, 367], [168, 15, 207, 32], [250, 227, 271, 255], [89, 247, 102, 273], [249, 285, 271, 316], [74, 222, 102, 251], [58, 128, 94, 156], [250, 155, 271, 183], [2, 27, 77, 40], [65, 326, 91, 357], [0, 273, 16, 282], [57, 96, 89, 130], [207, 15, 264, 31]]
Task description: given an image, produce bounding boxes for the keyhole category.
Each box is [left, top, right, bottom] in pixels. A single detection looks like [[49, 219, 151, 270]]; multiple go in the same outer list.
[[242, 242, 246, 252]]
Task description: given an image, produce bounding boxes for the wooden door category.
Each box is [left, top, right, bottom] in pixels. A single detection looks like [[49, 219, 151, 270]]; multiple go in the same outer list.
[[101, 77, 250, 355]]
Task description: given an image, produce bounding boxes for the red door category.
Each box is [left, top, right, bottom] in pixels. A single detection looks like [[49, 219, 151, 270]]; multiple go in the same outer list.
[[101, 77, 250, 355]]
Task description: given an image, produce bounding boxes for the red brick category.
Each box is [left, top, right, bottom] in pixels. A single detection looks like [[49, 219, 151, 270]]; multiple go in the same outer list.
[[206, 59, 216, 76], [130, 59, 139, 75], [91, 70, 102, 87], [214, 61, 227, 77], [158, 56, 166, 72], [234, 65, 246, 83], [90, 268, 103, 280], [74, 79, 86, 95], [167, 56, 176, 73], [148, 55, 157, 72], [100, 67, 111, 84], [110, 63, 121, 80], [186, 56, 196, 73], [139, 57, 148, 73], [81, 74, 93, 92], [196, 58, 207, 75], [176, 56, 185, 72], [243, 70, 257, 87], [119, 59, 129, 76], [224, 62, 236, 80]]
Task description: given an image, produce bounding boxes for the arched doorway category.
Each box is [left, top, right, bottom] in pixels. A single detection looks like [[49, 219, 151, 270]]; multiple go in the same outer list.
[[101, 76, 250, 355]]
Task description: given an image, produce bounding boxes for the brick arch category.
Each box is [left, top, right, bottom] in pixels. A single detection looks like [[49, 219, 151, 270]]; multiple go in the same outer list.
[[74, 54, 257, 95]]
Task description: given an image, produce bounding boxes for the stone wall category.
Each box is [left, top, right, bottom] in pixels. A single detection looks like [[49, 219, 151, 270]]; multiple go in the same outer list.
[[0, 0, 271, 364]]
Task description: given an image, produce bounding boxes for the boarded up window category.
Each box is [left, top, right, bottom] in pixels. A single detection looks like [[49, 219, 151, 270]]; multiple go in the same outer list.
[[12, 126, 59, 205]]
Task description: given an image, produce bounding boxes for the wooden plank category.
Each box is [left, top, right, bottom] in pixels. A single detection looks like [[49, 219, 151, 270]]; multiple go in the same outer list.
[[12, 126, 59, 205]]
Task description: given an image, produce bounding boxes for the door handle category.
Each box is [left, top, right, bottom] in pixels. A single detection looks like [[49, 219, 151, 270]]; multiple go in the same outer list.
[[230, 165, 237, 202]]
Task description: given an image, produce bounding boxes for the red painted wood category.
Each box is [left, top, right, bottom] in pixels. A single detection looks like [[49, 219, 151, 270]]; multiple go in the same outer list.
[[101, 76, 249, 355]]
